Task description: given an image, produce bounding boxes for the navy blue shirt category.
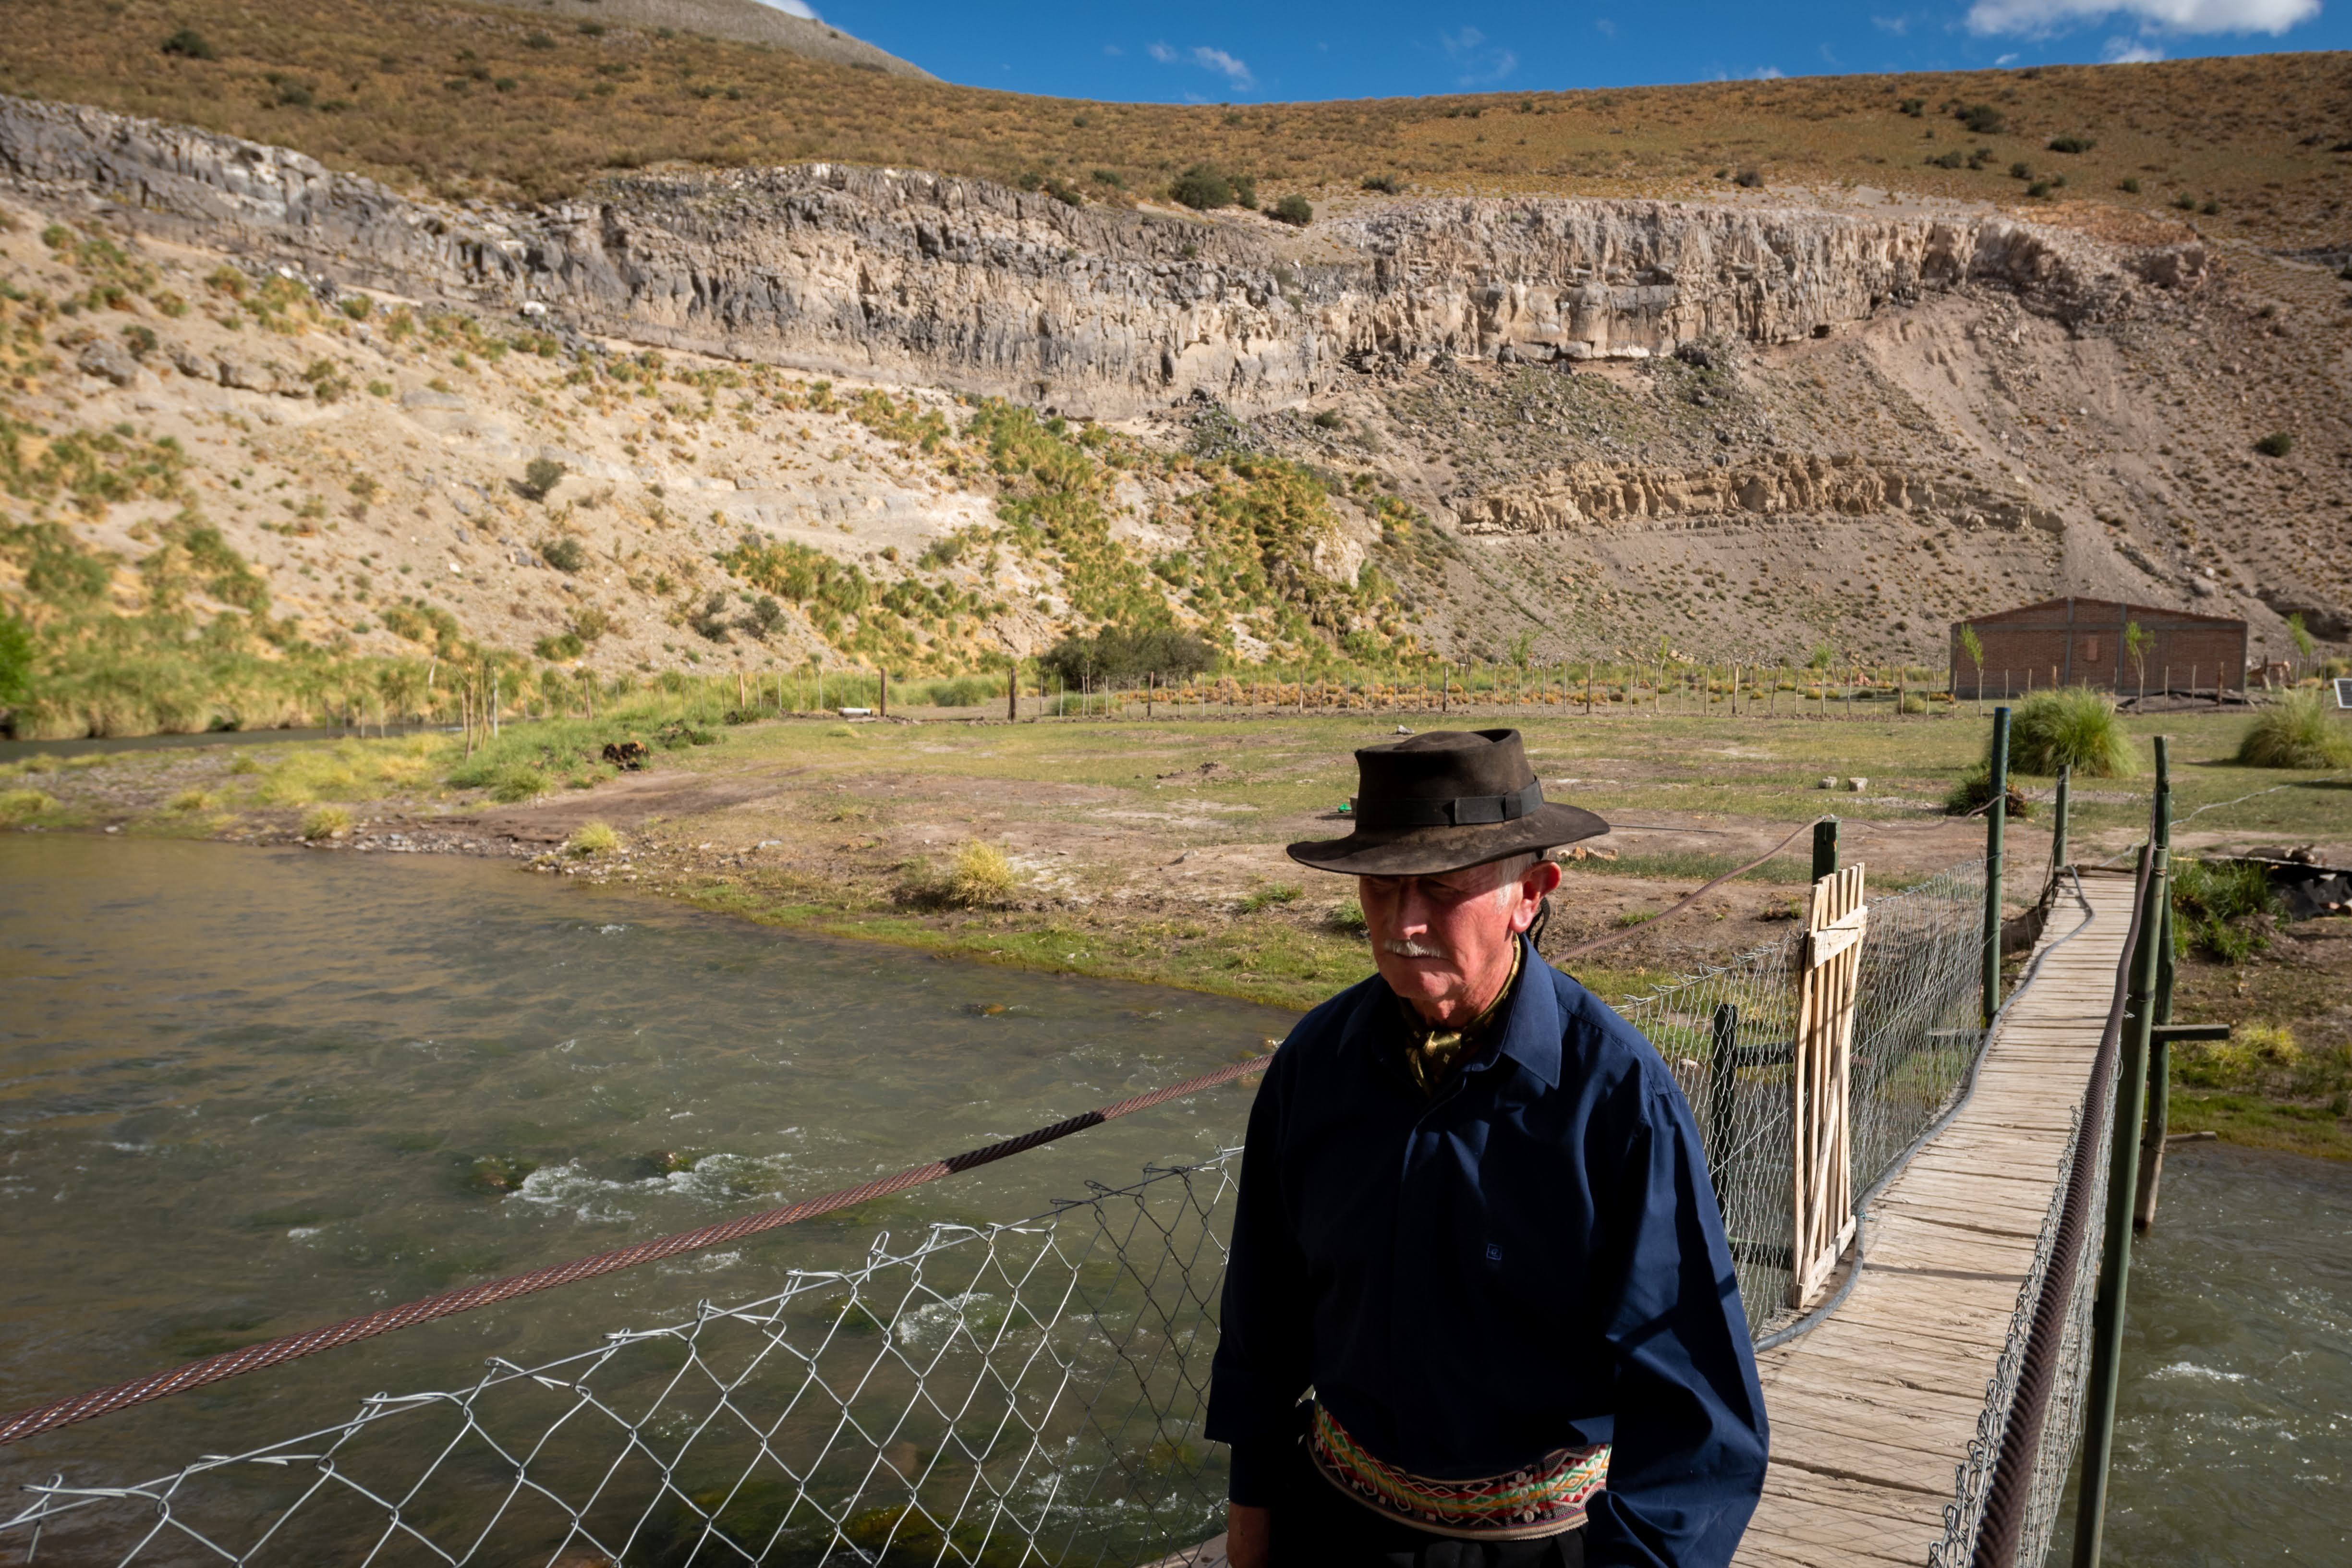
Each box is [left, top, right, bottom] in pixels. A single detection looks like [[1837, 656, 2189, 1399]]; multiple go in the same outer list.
[[1205, 941, 1769, 1568]]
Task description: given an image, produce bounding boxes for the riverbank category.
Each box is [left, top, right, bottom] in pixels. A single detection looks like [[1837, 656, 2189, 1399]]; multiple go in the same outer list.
[[6, 706, 2346, 1115]]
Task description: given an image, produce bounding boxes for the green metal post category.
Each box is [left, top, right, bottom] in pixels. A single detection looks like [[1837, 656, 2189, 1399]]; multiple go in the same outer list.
[[2051, 765, 2072, 877], [2137, 739, 2176, 1233], [2073, 841, 2168, 1568], [1811, 818, 1840, 884], [1982, 706, 2012, 1026]]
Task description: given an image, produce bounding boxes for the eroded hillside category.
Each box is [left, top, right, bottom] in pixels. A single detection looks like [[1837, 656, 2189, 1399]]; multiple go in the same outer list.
[[0, 96, 2345, 738]]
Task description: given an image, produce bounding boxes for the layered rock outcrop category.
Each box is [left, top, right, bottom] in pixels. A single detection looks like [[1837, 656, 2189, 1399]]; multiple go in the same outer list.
[[1454, 453, 2066, 536], [0, 96, 2208, 418]]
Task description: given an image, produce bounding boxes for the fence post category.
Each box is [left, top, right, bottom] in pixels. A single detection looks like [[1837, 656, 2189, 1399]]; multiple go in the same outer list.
[[2135, 738, 2175, 1234], [2051, 765, 2071, 875], [1982, 706, 2011, 1026], [1709, 1003, 1740, 1211], [1007, 661, 1018, 721], [2072, 838, 2167, 1568], [1812, 817, 1839, 882]]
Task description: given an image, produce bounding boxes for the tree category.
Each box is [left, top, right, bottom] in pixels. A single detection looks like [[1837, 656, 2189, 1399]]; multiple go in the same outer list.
[[2123, 619, 2151, 704], [1170, 165, 1236, 210], [1267, 194, 1313, 227], [1959, 625, 1986, 713], [1039, 624, 1214, 688], [2287, 612, 2314, 674]]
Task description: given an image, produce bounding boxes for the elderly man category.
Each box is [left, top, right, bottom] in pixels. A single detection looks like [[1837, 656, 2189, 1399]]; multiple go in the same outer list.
[[1207, 729, 1768, 1567]]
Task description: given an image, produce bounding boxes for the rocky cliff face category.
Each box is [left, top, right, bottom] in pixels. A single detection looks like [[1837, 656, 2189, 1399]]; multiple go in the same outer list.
[[0, 96, 2208, 419]]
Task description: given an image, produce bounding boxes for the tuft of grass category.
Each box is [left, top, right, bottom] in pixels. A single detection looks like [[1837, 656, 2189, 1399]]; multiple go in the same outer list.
[[565, 821, 620, 856], [1238, 882, 1303, 914], [2010, 687, 2139, 778], [256, 736, 443, 804], [300, 803, 352, 839], [2235, 691, 2352, 769], [168, 787, 218, 813], [1326, 899, 1369, 935], [947, 840, 1018, 906], [0, 787, 61, 825], [2171, 857, 2279, 964]]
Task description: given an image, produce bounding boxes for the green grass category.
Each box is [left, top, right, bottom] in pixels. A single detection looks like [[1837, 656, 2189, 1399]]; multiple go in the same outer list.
[[2171, 857, 2280, 964], [2235, 691, 2352, 769], [2009, 686, 2140, 778]]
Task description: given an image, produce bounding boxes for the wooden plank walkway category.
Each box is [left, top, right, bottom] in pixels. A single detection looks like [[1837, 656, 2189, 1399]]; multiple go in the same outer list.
[[1734, 866, 2136, 1568]]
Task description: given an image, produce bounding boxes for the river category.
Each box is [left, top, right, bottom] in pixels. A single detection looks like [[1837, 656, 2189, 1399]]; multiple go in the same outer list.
[[2045, 1143, 2352, 1565], [0, 834, 1290, 1507]]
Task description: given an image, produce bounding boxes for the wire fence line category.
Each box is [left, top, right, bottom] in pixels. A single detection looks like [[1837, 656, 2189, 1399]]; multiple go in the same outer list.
[[1614, 857, 1991, 1327], [1, 860, 2005, 1567]]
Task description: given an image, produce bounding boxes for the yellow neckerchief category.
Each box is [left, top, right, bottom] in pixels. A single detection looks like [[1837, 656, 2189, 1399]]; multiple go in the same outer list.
[[1399, 940, 1525, 1096]]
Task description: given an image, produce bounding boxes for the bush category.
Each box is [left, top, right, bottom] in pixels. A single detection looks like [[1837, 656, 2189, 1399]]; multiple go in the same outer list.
[[1732, 168, 1764, 188], [948, 840, 1017, 906], [541, 536, 587, 573], [521, 456, 567, 501], [160, 27, 216, 60], [1171, 165, 1235, 209], [1361, 174, 1403, 194], [2010, 687, 2139, 777], [1958, 103, 2006, 134], [2120, 176, 2141, 194], [2235, 691, 2352, 768], [1267, 194, 1313, 227], [300, 803, 352, 839], [1039, 624, 1215, 687], [2047, 135, 2096, 153], [0, 788, 59, 826], [2172, 858, 2280, 964], [2254, 432, 2294, 458], [1942, 762, 2034, 818], [565, 821, 619, 856]]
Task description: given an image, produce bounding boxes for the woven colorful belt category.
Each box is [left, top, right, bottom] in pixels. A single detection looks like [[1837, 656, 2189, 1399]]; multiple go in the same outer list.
[[1307, 1404, 1610, 1542]]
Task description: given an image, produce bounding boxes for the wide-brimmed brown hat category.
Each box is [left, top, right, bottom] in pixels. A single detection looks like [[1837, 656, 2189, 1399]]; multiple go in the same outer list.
[[1287, 728, 1608, 877]]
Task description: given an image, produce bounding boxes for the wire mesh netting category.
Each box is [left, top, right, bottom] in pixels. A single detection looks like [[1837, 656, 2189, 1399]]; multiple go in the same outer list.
[[0, 1159, 1241, 1568], [1613, 857, 1991, 1325], [2, 858, 2004, 1567], [1926, 1093, 2115, 1568]]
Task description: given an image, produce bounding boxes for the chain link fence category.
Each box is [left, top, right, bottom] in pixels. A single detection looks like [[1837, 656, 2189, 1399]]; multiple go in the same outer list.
[[1612, 857, 1991, 1327], [0, 1159, 1241, 1568], [4, 858, 2006, 1567]]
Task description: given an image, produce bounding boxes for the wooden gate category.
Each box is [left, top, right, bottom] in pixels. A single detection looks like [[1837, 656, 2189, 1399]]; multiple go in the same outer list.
[[1790, 863, 1868, 1307]]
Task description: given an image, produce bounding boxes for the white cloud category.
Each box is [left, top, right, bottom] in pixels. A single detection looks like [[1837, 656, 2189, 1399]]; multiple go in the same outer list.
[[1754, 65, 1786, 79], [1440, 26, 1519, 85], [2104, 35, 2169, 56], [1596, 17, 1619, 37], [1148, 41, 1179, 63], [1966, 0, 2318, 36], [754, 0, 820, 19], [1103, 44, 1124, 57], [1871, 13, 1910, 33], [1192, 46, 1255, 87]]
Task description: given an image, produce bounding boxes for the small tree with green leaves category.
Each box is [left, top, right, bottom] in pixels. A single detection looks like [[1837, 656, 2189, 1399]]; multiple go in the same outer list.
[[2287, 612, 2314, 675], [1268, 194, 1313, 227], [2124, 619, 2151, 703], [520, 456, 566, 501], [1959, 625, 1986, 712]]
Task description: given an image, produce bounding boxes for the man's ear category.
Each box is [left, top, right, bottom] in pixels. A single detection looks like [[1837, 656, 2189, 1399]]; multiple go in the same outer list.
[[1528, 858, 1564, 899]]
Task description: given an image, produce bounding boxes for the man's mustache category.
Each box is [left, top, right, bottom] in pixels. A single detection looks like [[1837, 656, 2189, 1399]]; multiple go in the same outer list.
[[1381, 938, 1450, 960]]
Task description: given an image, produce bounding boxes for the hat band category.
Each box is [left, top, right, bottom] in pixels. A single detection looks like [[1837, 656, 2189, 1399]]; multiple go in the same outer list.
[[1350, 779, 1545, 829]]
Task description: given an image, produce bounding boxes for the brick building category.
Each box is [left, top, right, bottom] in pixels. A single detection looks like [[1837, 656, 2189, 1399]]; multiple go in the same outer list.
[[1948, 598, 2246, 700]]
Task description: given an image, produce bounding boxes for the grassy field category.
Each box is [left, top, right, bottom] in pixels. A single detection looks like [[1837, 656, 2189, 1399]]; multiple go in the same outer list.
[[2, 0, 2346, 245]]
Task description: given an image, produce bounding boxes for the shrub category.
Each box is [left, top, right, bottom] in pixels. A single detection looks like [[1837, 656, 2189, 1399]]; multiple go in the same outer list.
[[541, 535, 587, 573], [1171, 165, 1236, 209], [1942, 761, 2035, 818], [1311, 409, 1346, 429], [1898, 97, 1925, 117], [1732, 168, 1764, 188], [2047, 135, 2096, 153], [948, 840, 1017, 906], [1928, 150, 1964, 170], [1327, 899, 1369, 935], [2235, 691, 2352, 768], [2171, 858, 2279, 964], [1091, 169, 1125, 187], [160, 27, 216, 60], [0, 788, 59, 825], [2009, 160, 2033, 179], [1360, 174, 1403, 194], [1267, 194, 1313, 227], [2120, 176, 2141, 194], [2010, 687, 2138, 777], [1239, 882, 1302, 913], [168, 788, 218, 813], [2253, 432, 2294, 458], [1039, 624, 1214, 687], [2174, 1021, 2299, 1087], [1958, 103, 2006, 134], [2025, 180, 2053, 199], [300, 803, 352, 839], [521, 456, 567, 500], [565, 821, 620, 856]]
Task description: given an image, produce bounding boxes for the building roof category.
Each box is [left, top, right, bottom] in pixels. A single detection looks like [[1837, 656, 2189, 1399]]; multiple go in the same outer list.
[[1953, 596, 2245, 631]]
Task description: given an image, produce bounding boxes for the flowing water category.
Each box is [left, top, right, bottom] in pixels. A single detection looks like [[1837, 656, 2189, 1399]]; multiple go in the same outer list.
[[0, 835, 1291, 1504], [2046, 1143, 2352, 1565]]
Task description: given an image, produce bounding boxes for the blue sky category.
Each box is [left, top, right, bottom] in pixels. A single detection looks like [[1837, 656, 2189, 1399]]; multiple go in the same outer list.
[[779, 0, 2346, 101]]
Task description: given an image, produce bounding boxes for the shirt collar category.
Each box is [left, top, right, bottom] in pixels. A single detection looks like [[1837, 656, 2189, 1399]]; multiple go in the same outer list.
[[1354, 936, 1562, 1092]]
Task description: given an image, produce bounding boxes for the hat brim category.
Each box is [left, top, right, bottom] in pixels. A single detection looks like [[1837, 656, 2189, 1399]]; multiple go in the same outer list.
[[1285, 802, 1610, 877]]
